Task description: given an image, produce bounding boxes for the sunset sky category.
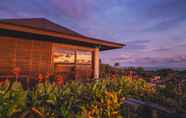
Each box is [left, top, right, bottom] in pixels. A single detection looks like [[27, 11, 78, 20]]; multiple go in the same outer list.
[[1, 0, 186, 68]]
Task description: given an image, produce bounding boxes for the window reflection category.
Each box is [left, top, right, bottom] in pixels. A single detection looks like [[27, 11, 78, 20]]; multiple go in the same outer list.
[[54, 48, 75, 64], [77, 51, 92, 64]]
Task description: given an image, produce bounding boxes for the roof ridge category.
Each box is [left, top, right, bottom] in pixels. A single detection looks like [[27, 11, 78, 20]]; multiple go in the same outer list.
[[0, 17, 47, 21], [41, 18, 81, 35], [0, 17, 82, 36]]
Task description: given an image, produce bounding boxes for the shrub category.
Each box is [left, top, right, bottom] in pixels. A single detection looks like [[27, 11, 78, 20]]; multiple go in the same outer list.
[[0, 76, 185, 117]]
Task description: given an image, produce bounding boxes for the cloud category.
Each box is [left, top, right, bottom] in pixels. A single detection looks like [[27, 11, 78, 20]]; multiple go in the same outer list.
[[144, 0, 186, 18], [50, 0, 91, 19], [120, 56, 186, 67], [151, 43, 186, 53], [142, 16, 186, 32], [112, 53, 134, 61], [0, 0, 186, 68], [124, 40, 150, 51]]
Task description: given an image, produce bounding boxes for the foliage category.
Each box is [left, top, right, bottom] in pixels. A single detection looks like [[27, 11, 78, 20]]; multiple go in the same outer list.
[[0, 81, 27, 117], [154, 81, 186, 113], [0, 75, 185, 117], [0, 76, 158, 118]]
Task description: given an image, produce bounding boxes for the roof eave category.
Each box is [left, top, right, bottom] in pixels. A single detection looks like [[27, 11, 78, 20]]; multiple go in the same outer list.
[[0, 22, 125, 50]]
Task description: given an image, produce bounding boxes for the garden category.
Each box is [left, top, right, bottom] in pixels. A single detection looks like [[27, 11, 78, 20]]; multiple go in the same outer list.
[[0, 73, 186, 118], [0, 65, 186, 118]]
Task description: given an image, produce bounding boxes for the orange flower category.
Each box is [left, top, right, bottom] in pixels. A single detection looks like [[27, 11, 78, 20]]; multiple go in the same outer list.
[[32, 107, 45, 118], [87, 110, 94, 118], [112, 111, 119, 116], [37, 74, 45, 82], [105, 91, 114, 98], [55, 75, 64, 86]]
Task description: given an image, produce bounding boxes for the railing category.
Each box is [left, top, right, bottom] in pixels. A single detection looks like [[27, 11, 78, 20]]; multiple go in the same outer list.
[[125, 98, 185, 118]]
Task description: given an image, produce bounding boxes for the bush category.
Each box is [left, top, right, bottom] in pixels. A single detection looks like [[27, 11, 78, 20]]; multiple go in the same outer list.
[[0, 76, 185, 117]]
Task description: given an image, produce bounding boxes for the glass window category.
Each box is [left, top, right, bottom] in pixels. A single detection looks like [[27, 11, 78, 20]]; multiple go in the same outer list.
[[53, 48, 75, 64], [77, 51, 92, 64]]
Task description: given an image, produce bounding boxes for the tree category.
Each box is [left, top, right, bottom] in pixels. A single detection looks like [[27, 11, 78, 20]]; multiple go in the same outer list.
[[136, 67, 145, 76], [114, 62, 120, 68]]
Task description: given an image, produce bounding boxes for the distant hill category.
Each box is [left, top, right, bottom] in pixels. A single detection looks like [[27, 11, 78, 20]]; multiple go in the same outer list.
[[144, 67, 186, 71]]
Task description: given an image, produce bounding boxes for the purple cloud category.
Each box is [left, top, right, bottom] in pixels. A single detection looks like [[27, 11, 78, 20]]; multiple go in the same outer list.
[[0, 0, 186, 68], [50, 0, 91, 19], [124, 40, 150, 51], [113, 55, 186, 68]]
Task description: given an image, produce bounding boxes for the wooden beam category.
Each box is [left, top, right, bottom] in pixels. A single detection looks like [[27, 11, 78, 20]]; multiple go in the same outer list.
[[94, 48, 100, 79]]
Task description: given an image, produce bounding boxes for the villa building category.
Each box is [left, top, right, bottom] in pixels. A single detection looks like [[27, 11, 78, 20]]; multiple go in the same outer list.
[[0, 18, 124, 80]]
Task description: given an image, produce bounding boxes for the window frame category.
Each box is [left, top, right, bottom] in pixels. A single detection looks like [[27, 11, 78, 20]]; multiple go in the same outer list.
[[76, 50, 93, 65], [53, 44, 93, 66], [53, 47, 76, 64]]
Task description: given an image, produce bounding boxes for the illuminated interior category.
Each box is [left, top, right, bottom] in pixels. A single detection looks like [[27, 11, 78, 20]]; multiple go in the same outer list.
[[53, 47, 92, 65]]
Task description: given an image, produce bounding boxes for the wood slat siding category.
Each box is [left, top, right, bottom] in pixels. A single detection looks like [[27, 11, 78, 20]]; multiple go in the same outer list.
[[0, 36, 52, 76], [75, 65, 93, 81], [16, 39, 32, 74], [0, 39, 16, 74], [0, 36, 96, 80], [31, 40, 51, 75]]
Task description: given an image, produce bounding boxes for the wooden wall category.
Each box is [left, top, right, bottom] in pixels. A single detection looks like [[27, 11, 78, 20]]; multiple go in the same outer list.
[[0, 38, 16, 74], [0, 36, 98, 80], [0, 36, 52, 76]]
